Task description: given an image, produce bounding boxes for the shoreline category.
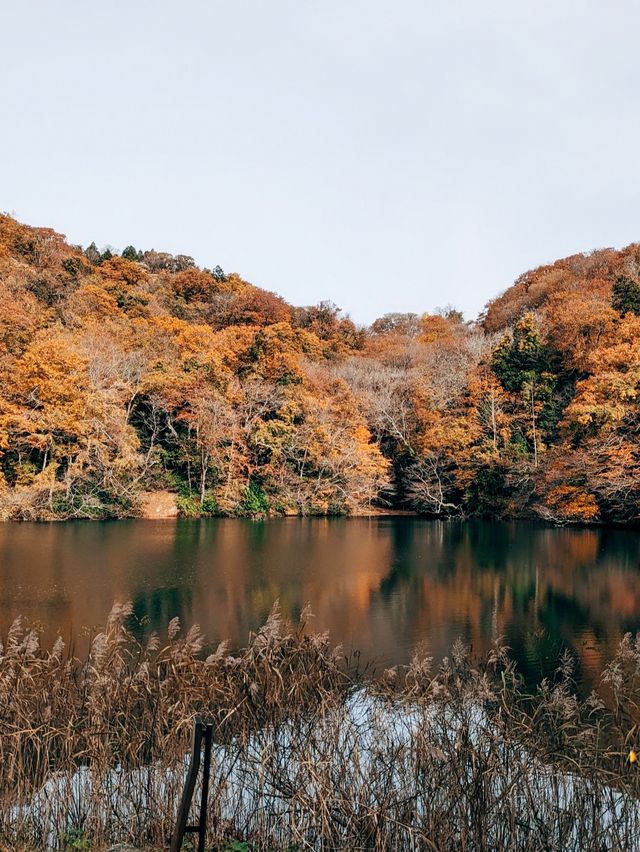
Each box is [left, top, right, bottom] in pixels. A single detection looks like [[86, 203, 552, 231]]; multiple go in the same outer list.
[[1, 505, 639, 530]]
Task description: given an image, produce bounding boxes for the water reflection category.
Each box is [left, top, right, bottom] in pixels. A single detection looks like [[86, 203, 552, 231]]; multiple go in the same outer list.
[[0, 518, 639, 689]]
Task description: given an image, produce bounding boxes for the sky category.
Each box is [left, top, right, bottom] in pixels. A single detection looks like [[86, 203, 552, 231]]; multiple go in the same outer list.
[[2, 0, 640, 325]]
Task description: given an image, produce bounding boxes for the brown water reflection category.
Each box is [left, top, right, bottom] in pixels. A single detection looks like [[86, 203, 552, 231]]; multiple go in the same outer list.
[[0, 518, 639, 688]]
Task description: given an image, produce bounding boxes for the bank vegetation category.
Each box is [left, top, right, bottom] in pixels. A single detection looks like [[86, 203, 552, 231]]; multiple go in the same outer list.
[[2, 604, 640, 849]]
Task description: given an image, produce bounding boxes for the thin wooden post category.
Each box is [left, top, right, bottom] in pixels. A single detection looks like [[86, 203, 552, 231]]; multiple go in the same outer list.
[[170, 716, 213, 852], [197, 723, 213, 852]]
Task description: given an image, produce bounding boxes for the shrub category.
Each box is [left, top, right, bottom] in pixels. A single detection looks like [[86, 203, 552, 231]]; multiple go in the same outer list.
[[238, 481, 269, 515], [176, 491, 218, 517]]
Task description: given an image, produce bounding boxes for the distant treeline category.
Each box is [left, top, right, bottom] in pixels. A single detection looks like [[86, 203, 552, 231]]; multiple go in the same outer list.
[[0, 213, 639, 523]]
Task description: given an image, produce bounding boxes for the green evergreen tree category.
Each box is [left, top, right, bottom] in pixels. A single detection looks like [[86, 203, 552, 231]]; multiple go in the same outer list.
[[491, 314, 549, 392], [611, 275, 640, 317], [491, 314, 562, 465]]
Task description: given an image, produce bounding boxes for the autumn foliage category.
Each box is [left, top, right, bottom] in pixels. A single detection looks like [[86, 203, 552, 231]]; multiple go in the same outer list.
[[0, 213, 638, 523]]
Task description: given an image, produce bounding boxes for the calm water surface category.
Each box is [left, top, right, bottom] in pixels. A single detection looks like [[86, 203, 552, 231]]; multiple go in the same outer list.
[[1, 517, 639, 689]]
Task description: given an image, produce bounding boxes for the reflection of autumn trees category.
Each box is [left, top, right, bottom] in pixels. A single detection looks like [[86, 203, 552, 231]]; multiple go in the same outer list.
[[2, 212, 640, 523], [363, 522, 640, 690], [1, 519, 638, 693]]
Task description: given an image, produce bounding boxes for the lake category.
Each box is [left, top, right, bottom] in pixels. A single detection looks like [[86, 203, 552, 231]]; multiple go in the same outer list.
[[1, 517, 639, 689]]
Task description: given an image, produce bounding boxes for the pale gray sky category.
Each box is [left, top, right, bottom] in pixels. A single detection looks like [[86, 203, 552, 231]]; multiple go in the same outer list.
[[3, 1, 640, 324]]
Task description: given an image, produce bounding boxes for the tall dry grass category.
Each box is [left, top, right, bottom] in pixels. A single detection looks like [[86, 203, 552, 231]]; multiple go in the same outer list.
[[2, 603, 640, 850]]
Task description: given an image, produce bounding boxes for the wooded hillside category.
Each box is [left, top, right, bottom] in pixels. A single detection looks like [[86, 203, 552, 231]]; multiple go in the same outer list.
[[1, 214, 638, 523]]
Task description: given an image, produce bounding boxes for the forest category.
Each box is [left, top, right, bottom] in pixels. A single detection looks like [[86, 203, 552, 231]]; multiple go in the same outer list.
[[0, 213, 638, 524]]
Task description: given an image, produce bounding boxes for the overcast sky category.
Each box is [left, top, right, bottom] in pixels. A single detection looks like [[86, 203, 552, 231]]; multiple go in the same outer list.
[[2, 1, 640, 324]]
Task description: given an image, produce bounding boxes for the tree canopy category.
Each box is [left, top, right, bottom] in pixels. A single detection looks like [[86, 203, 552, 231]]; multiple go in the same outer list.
[[0, 212, 639, 524]]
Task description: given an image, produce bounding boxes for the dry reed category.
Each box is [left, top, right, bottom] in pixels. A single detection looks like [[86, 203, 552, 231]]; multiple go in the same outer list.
[[2, 603, 640, 850]]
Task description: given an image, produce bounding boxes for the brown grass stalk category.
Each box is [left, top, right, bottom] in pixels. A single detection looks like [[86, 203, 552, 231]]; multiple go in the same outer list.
[[2, 605, 640, 850]]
